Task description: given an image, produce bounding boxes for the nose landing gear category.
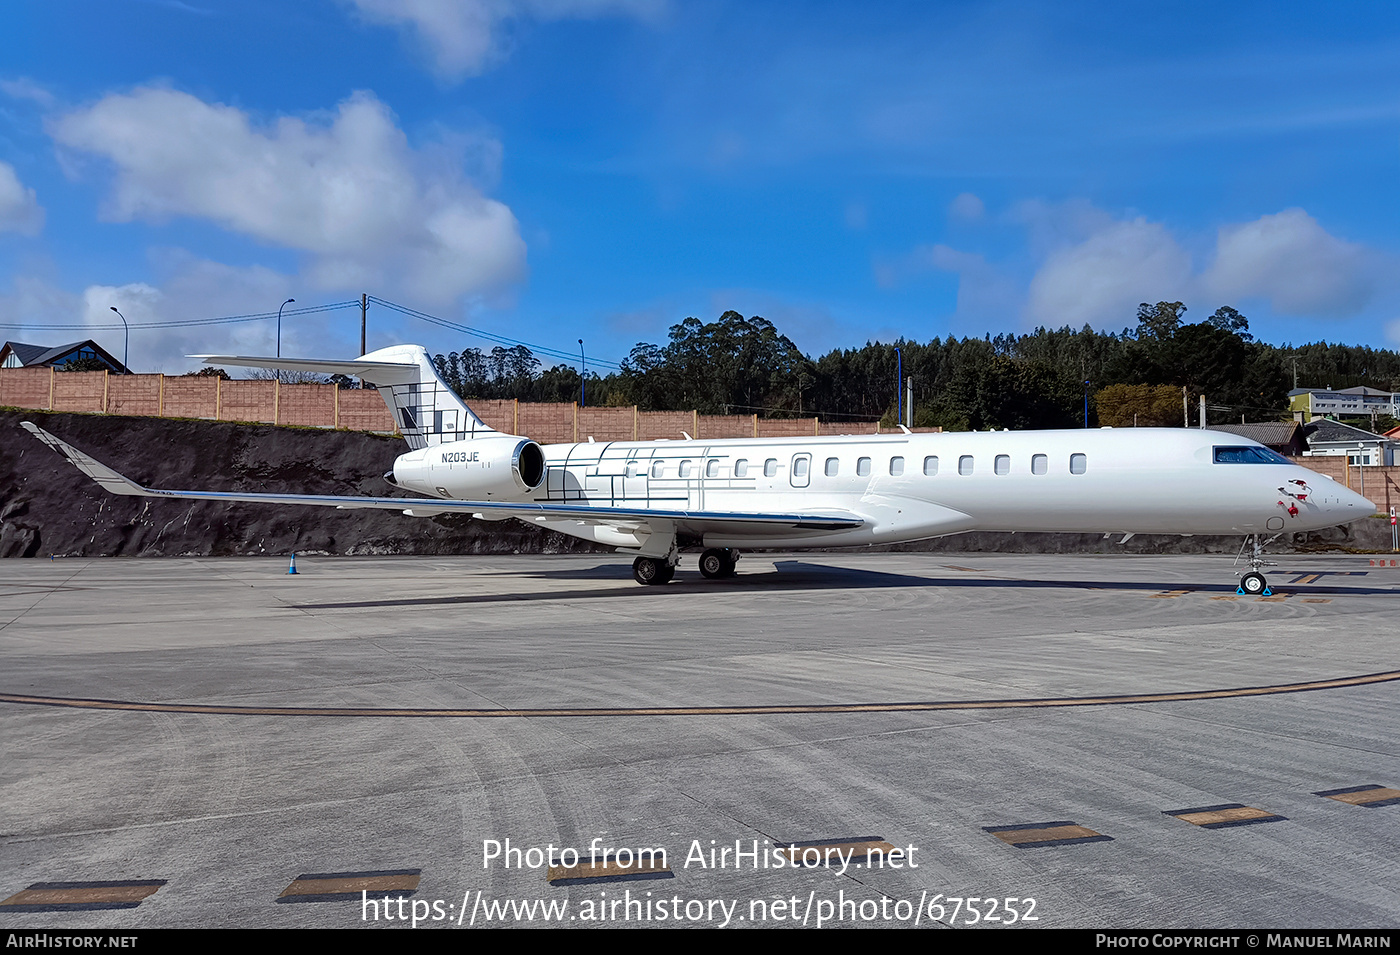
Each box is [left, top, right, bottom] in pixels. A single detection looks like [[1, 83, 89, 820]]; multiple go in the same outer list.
[[1235, 533, 1280, 596]]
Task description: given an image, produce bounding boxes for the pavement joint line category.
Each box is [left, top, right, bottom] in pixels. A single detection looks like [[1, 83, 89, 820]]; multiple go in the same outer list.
[[4, 669, 1399, 718], [776, 836, 898, 866], [1163, 803, 1287, 828], [0, 879, 166, 912], [1314, 784, 1400, 808], [546, 854, 674, 886], [983, 822, 1112, 848], [277, 869, 421, 903]]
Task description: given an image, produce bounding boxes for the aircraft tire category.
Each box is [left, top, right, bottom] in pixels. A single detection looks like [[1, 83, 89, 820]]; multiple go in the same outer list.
[[1241, 572, 1267, 595], [632, 557, 670, 586], [699, 549, 727, 579]]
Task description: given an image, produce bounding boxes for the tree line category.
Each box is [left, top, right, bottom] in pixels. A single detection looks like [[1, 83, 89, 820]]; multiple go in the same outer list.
[[428, 304, 1400, 431]]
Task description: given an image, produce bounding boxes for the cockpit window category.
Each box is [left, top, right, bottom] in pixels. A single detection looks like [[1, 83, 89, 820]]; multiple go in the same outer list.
[[1213, 446, 1290, 465]]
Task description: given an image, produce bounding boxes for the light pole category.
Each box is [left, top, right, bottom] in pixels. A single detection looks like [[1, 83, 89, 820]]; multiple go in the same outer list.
[[578, 339, 586, 408], [108, 307, 129, 373], [1084, 379, 1090, 428], [276, 298, 295, 358]]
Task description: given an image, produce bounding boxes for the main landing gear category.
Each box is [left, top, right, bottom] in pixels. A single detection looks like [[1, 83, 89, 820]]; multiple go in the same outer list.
[[631, 549, 741, 585], [698, 548, 739, 579], [632, 556, 675, 586], [1235, 533, 1280, 596]]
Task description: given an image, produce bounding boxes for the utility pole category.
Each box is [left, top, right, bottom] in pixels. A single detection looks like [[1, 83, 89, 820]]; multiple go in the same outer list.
[[360, 294, 367, 357], [905, 376, 913, 429]]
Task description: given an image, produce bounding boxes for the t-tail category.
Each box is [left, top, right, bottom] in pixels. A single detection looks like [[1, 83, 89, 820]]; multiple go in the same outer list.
[[192, 344, 494, 450]]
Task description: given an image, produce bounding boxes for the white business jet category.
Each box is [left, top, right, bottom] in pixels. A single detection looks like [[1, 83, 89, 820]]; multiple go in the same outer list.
[[22, 344, 1374, 593]]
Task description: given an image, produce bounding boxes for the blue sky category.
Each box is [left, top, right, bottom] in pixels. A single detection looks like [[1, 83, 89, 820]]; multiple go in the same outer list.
[[2, 0, 1400, 374]]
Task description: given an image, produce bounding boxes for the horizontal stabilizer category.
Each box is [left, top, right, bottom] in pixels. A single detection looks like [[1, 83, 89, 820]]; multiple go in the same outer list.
[[190, 354, 420, 386]]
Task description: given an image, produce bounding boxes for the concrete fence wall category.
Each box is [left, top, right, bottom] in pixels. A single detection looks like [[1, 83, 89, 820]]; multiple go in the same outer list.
[[0, 366, 906, 441]]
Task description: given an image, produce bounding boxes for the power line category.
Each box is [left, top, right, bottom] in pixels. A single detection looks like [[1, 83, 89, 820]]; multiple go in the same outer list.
[[2, 294, 623, 368], [368, 296, 623, 369], [0, 301, 361, 331]]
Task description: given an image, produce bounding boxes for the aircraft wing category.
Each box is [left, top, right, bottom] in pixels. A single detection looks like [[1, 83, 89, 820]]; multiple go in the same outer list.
[[21, 422, 866, 532]]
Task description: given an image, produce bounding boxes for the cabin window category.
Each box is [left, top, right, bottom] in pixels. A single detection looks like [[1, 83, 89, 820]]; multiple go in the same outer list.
[[889, 456, 904, 476], [1070, 453, 1087, 474], [825, 457, 839, 477], [651, 461, 664, 478], [857, 457, 871, 477], [679, 459, 693, 478], [706, 459, 720, 478], [994, 454, 1010, 475], [923, 455, 939, 476], [959, 455, 974, 475], [735, 459, 748, 477], [626, 460, 641, 477], [1031, 454, 1047, 475], [764, 458, 778, 477], [793, 457, 809, 478]]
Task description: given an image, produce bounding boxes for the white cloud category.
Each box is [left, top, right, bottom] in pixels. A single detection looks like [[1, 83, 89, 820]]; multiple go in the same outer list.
[[1025, 217, 1193, 326], [948, 192, 984, 222], [1203, 208, 1375, 316], [49, 87, 525, 306], [346, 0, 664, 79], [0, 161, 44, 235], [0, 77, 56, 109]]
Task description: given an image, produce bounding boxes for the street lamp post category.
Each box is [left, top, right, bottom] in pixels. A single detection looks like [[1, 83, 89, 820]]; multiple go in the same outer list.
[[108, 307, 129, 373], [578, 339, 586, 408], [276, 298, 295, 358]]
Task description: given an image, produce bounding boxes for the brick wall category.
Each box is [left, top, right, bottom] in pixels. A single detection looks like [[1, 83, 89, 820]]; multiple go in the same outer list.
[[336, 389, 396, 432], [0, 367, 53, 410], [51, 371, 106, 413], [107, 374, 162, 416], [162, 376, 221, 419], [215, 379, 273, 423], [276, 382, 337, 428]]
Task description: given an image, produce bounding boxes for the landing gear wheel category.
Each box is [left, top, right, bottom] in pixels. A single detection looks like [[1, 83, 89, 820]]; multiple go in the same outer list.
[[632, 556, 673, 586], [1241, 572, 1267, 595], [699, 548, 739, 579], [699, 548, 726, 579]]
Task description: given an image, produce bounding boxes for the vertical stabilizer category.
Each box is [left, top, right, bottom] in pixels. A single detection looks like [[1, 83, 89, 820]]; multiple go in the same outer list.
[[359, 344, 497, 449]]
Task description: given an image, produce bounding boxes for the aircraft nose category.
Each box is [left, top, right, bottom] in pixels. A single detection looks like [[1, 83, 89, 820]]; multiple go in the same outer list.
[[1340, 485, 1377, 514]]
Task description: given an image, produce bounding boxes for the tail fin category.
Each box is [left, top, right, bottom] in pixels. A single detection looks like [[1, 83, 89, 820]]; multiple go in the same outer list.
[[191, 343, 497, 449]]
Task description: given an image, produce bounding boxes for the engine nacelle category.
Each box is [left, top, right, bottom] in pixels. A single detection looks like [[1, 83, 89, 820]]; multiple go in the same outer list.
[[389, 435, 546, 501]]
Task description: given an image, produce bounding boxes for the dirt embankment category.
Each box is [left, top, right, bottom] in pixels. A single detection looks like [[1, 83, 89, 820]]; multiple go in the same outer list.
[[2, 410, 1391, 559], [0, 411, 605, 559]]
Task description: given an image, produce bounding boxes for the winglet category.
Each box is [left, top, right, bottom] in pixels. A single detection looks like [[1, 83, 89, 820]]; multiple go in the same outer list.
[[21, 422, 157, 497]]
